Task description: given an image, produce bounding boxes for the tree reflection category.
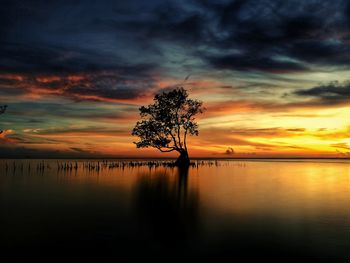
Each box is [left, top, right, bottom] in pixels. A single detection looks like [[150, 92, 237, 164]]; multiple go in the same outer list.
[[133, 166, 199, 248]]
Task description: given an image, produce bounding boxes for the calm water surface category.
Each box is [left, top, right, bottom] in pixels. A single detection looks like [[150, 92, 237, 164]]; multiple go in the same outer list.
[[1, 159, 350, 262]]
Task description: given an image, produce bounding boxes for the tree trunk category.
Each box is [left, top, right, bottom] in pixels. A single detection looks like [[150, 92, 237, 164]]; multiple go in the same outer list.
[[175, 149, 190, 167]]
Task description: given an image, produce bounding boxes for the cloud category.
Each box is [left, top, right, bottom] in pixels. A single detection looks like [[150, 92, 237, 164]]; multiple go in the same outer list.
[[206, 54, 307, 73], [2, 0, 350, 158], [2, 0, 350, 78], [0, 129, 17, 144], [0, 43, 113, 74], [151, 0, 350, 73], [0, 70, 157, 103], [331, 142, 350, 150], [197, 127, 282, 149], [0, 145, 99, 158], [225, 147, 235, 155], [229, 127, 306, 137], [27, 126, 130, 137], [294, 80, 350, 104]]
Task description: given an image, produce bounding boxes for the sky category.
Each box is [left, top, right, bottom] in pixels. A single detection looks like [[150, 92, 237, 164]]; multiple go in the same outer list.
[[1, 0, 350, 158]]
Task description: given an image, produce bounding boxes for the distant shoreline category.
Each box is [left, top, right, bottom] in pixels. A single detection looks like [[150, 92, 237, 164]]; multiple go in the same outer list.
[[1, 157, 350, 161]]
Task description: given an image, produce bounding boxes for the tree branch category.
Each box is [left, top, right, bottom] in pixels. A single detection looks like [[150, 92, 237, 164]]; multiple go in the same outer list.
[[170, 131, 180, 150], [183, 112, 195, 151], [157, 147, 176, 153], [184, 128, 188, 151], [175, 107, 183, 149]]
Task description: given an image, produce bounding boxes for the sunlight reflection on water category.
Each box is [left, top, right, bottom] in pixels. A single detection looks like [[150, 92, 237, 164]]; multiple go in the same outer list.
[[1, 159, 350, 261]]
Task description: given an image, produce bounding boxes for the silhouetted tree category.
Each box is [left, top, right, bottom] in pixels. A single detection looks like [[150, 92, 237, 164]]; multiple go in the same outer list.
[[132, 88, 203, 167], [0, 105, 7, 134]]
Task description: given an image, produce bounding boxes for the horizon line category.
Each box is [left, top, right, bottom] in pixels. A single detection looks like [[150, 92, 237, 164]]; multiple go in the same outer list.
[[1, 157, 350, 160]]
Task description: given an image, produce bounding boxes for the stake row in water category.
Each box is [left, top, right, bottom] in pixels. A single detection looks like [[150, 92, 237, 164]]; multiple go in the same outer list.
[[1, 160, 244, 174]]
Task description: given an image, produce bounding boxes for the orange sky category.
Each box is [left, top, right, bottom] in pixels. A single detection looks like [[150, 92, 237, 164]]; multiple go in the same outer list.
[[2, 71, 350, 158]]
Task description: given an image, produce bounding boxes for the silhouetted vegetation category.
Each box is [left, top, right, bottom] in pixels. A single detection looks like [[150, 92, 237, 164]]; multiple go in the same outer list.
[[132, 87, 204, 167], [0, 105, 7, 134], [1, 159, 227, 175]]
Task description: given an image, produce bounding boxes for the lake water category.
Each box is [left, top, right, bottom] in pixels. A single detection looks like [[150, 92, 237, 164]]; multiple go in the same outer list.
[[2, 159, 350, 262]]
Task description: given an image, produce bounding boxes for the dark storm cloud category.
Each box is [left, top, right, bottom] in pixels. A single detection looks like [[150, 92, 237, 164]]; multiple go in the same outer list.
[[0, 0, 162, 103], [287, 40, 350, 66], [0, 43, 127, 74], [146, 0, 350, 72], [146, 5, 205, 44], [295, 81, 350, 102], [196, 0, 350, 72], [206, 54, 308, 73], [2, 0, 350, 100], [100, 0, 350, 73]]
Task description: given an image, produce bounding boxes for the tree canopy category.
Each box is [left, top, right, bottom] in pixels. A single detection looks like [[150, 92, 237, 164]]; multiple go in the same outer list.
[[132, 87, 203, 165]]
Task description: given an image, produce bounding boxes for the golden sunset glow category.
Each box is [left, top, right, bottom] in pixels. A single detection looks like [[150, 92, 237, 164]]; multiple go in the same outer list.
[[2, 70, 350, 158], [1, 0, 350, 159]]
